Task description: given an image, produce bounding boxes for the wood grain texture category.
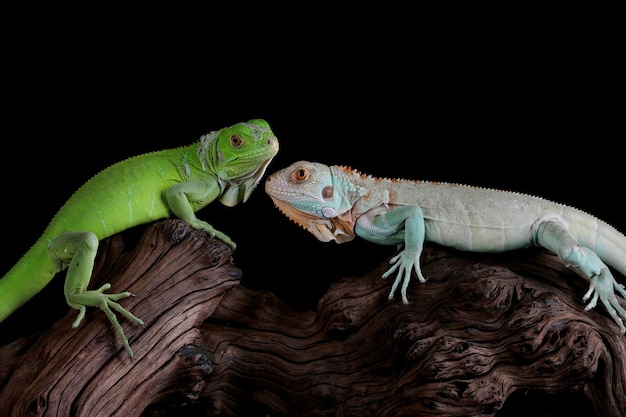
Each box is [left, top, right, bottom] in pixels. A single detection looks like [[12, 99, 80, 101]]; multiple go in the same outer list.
[[197, 245, 626, 417], [0, 220, 624, 417], [0, 220, 239, 416]]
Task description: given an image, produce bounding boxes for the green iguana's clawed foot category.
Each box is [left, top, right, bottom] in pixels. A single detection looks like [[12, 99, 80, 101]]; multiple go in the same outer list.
[[189, 219, 236, 249], [211, 230, 236, 250], [382, 249, 427, 304], [582, 270, 626, 333], [68, 283, 144, 358]]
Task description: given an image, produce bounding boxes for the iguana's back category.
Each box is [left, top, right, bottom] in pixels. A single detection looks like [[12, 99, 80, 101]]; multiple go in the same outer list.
[[41, 146, 193, 242], [0, 146, 196, 320], [381, 179, 594, 251]]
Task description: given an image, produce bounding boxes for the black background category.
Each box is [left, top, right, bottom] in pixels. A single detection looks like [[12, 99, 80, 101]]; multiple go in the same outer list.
[[0, 10, 622, 417], [1, 8, 622, 356]]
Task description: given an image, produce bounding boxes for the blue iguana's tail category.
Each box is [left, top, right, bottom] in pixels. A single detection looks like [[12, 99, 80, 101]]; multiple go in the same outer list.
[[0, 241, 61, 322]]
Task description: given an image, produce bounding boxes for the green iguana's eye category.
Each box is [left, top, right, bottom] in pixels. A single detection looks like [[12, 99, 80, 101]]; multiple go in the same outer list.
[[292, 168, 309, 181], [230, 134, 244, 148]]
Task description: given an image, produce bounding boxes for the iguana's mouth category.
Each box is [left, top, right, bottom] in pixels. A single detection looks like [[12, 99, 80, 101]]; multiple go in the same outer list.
[[269, 197, 356, 243]]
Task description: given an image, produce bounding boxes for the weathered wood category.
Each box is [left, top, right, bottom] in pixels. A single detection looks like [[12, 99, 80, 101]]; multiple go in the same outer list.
[[0, 220, 624, 417], [0, 220, 240, 416], [196, 245, 626, 417]]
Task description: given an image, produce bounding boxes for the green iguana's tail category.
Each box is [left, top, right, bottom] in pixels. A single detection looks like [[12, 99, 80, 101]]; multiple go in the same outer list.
[[0, 240, 61, 322]]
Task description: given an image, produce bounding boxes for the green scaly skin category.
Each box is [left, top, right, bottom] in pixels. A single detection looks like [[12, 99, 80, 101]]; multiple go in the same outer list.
[[0, 119, 279, 358], [265, 161, 626, 334]]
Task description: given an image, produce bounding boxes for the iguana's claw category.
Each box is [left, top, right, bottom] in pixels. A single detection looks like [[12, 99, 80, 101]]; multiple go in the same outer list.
[[382, 249, 426, 304], [68, 283, 144, 358], [212, 230, 237, 250], [582, 270, 626, 333], [190, 220, 236, 249]]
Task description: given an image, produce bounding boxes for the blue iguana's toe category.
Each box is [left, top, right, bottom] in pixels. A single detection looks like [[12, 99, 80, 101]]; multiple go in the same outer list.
[[583, 272, 626, 333]]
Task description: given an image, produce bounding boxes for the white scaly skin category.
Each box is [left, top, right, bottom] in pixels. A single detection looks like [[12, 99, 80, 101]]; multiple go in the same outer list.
[[265, 161, 626, 333]]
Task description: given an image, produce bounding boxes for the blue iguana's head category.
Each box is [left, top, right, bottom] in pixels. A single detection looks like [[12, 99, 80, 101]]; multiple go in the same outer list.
[[199, 119, 279, 206], [264, 161, 361, 243]]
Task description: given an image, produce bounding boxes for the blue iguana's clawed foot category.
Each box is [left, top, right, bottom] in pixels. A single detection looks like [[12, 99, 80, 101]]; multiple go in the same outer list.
[[68, 283, 144, 358], [582, 269, 626, 333], [383, 249, 427, 304]]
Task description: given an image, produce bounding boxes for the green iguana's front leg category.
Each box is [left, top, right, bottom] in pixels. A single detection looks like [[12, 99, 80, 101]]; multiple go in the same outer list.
[[355, 205, 427, 303], [51, 232, 144, 358], [534, 216, 626, 332], [166, 178, 236, 249]]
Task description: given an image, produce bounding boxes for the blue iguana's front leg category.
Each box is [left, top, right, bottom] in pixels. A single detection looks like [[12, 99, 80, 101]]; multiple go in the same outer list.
[[51, 232, 144, 358], [355, 205, 427, 304], [534, 215, 626, 332], [166, 178, 236, 249]]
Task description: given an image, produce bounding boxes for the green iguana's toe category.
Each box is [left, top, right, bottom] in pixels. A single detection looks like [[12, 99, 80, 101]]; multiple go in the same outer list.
[[189, 220, 236, 249], [67, 284, 144, 358], [211, 230, 236, 249]]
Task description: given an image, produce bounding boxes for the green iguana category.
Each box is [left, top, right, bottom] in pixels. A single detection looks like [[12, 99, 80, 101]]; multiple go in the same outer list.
[[264, 161, 626, 333], [0, 119, 279, 357]]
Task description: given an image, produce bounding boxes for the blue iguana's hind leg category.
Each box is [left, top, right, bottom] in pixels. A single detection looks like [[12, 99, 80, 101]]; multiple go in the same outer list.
[[50, 231, 144, 357], [533, 216, 626, 333]]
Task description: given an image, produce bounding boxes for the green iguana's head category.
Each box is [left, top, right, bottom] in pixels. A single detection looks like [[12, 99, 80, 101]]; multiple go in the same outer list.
[[200, 119, 279, 206], [264, 161, 361, 243]]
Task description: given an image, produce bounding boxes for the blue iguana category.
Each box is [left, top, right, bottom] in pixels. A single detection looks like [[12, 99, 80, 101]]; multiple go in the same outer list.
[[0, 119, 279, 357], [264, 161, 626, 333]]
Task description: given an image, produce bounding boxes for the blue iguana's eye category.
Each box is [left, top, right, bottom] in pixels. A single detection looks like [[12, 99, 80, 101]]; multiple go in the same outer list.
[[230, 134, 244, 148], [292, 168, 309, 181]]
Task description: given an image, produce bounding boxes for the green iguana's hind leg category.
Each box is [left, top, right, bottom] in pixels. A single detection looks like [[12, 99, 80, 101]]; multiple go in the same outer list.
[[51, 231, 144, 357], [533, 216, 626, 333]]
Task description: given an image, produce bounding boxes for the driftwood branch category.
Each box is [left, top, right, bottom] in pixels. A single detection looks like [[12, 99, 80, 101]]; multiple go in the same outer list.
[[0, 219, 624, 417], [0, 220, 239, 416]]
